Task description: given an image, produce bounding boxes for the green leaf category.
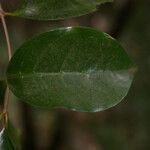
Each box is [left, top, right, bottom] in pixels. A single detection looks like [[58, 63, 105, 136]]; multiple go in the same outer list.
[[0, 81, 6, 106], [6, 27, 134, 112], [6, 0, 113, 20], [0, 121, 21, 150]]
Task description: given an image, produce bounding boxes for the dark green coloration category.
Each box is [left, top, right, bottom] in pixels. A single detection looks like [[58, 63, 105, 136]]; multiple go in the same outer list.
[[7, 0, 113, 20], [0, 81, 6, 106], [6, 27, 134, 112], [0, 122, 21, 150]]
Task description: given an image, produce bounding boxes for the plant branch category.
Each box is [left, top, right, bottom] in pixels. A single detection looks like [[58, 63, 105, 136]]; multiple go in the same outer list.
[[0, 3, 12, 124], [3, 87, 9, 123], [0, 3, 12, 60]]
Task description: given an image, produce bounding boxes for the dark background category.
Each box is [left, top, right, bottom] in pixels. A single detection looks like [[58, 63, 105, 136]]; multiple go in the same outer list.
[[0, 0, 150, 149]]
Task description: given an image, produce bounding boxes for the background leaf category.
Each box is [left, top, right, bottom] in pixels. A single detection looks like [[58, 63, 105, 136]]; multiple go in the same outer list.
[[0, 81, 6, 106], [6, 27, 134, 112], [7, 0, 113, 20], [0, 121, 21, 150]]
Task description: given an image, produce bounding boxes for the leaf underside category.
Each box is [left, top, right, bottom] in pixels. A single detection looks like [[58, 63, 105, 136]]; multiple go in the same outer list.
[[7, 27, 134, 112], [7, 0, 113, 20]]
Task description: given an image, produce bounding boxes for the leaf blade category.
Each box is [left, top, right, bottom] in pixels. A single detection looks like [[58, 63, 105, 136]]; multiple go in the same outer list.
[[7, 0, 113, 20], [0, 121, 21, 150], [7, 27, 134, 112]]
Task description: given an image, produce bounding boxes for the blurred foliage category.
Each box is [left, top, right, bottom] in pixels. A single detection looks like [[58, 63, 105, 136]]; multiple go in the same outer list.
[[0, 0, 150, 150]]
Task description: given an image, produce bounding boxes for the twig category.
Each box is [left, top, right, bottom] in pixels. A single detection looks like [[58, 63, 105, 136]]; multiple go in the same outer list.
[[0, 3, 12, 60], [3, 87, 9, 124], [0, 3, 12, 124]]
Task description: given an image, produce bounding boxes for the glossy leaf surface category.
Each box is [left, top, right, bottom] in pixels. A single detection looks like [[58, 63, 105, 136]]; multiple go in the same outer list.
[[0, 122, 20, 150], [7, 0, 112, 20], [7, 27, 134, 112], [0, 81, 6, 106]]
